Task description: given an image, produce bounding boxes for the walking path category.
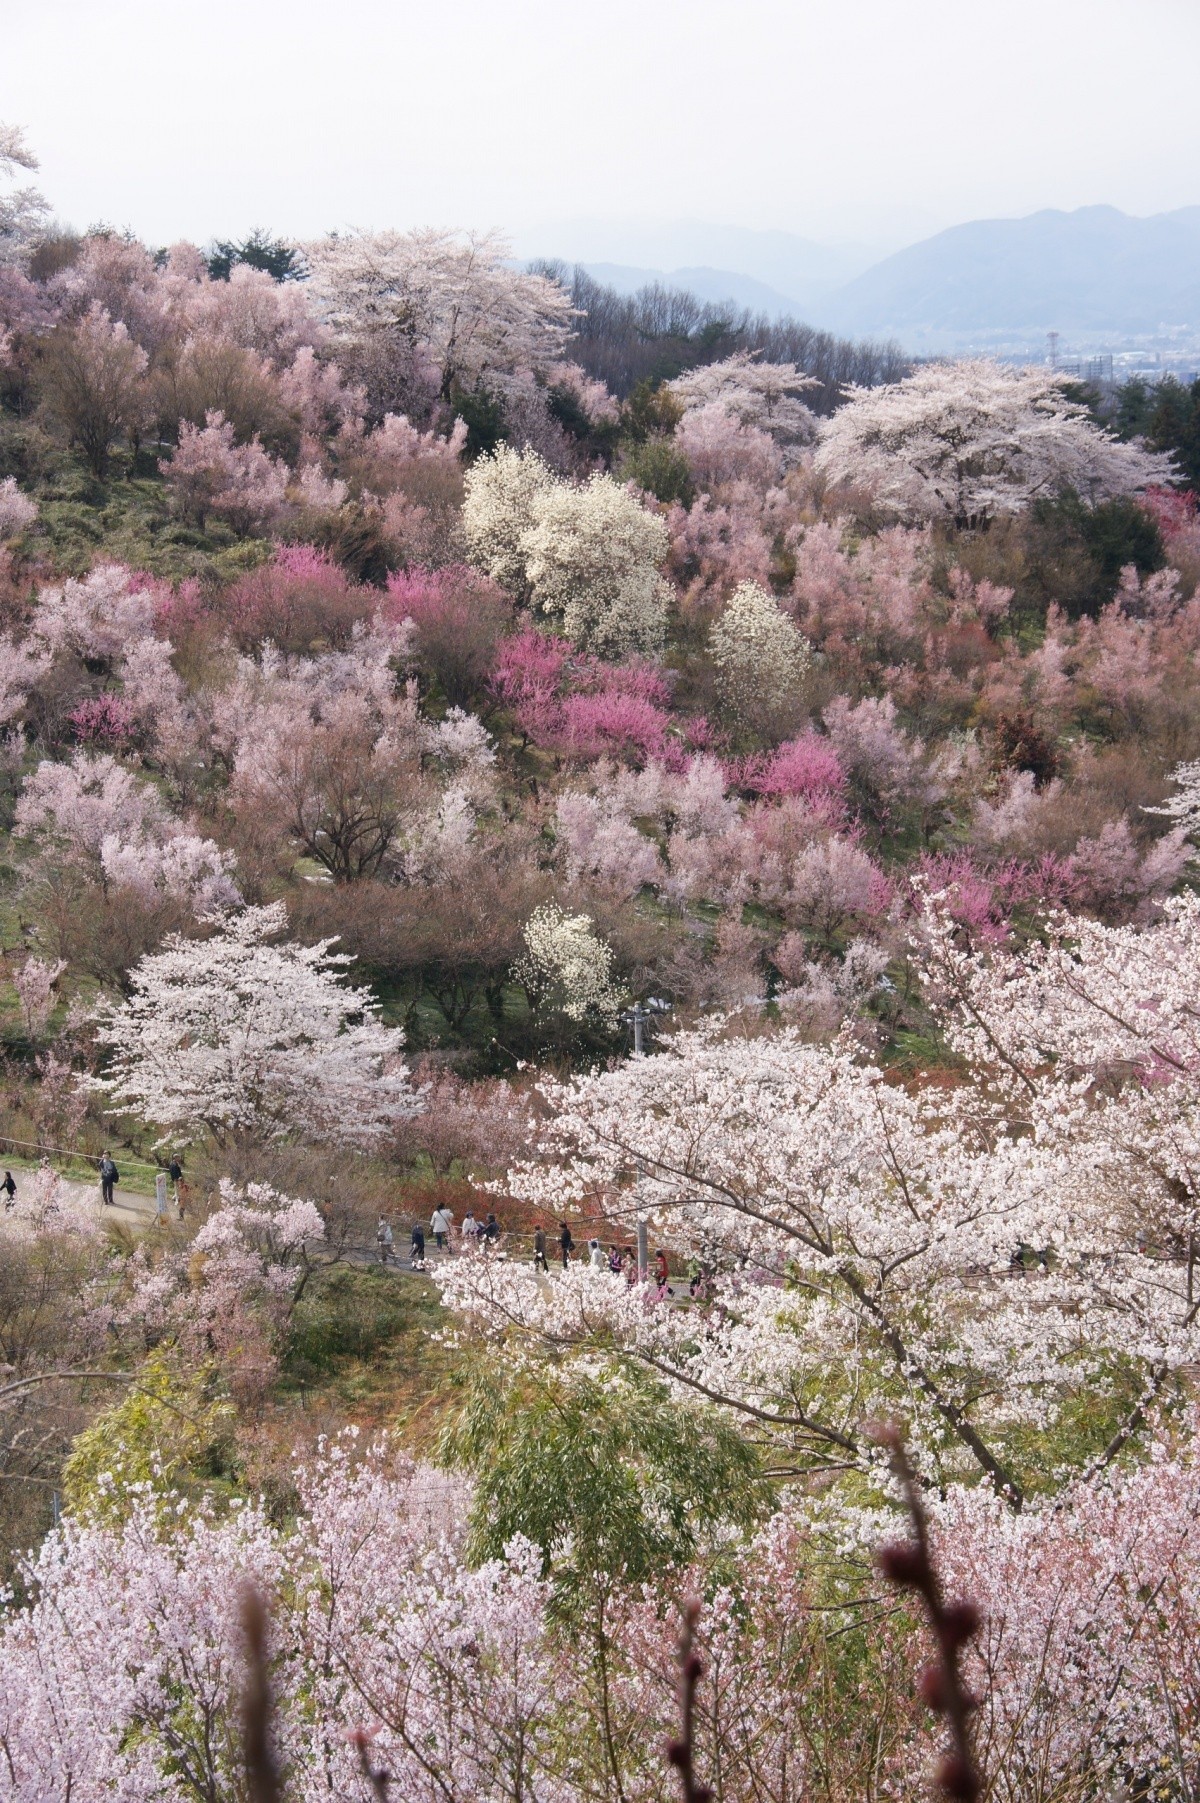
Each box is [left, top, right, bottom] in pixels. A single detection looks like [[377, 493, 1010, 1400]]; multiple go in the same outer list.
[[1, 1157, 157, 1230]]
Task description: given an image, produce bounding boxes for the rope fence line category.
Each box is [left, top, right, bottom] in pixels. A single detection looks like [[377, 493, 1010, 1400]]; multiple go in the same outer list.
[[0, 1133, 164, 1174]]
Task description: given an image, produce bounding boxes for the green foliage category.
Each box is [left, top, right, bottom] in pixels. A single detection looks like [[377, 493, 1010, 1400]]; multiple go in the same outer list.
[[545, 381, 620, 463], [1023, 490, 1164, 620], [451, 382, 508, 458], [286, 1265, 411, 1375], [1111, 374, 1200, 488], [61, 1353, 237, 1524], [619, 378, 683, 445], [440, 1359, 766, 1600], [618, 436, 694, 506], [206, 228, 299, 283]]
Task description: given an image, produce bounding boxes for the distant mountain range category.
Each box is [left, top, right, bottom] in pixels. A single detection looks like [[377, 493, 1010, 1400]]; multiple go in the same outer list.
[[827, 206, 1200, 350], [524, 208, 1200, 354]]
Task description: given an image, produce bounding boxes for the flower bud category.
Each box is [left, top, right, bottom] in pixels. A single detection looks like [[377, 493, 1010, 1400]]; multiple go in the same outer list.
[[877, 1539, 924, 1585], [942, 1601, 981, 1646], [936, 1752, 980, 1800], [917, 1661, 949, 1711]]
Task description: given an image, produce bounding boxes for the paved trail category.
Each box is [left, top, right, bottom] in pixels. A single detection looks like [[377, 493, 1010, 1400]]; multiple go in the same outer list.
[[1, 1166, 157, 1231]]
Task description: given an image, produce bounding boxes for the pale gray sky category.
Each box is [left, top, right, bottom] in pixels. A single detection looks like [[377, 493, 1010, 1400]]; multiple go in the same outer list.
[[3, 0, 1199, 254]]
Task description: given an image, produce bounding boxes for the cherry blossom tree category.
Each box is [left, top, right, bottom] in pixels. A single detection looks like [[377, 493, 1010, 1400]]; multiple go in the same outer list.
[[669, 351, 819, 456], [0, 122, 48, 268], [816, 360, 1176, 528], [438, 889, 1200, 1500], [89, 902, 419, 1148], [11, 955, 66, 1040], [0, 475, 36, 538], [160, 410, 289, 530], [15, 750, 237, 913], [302, 227, 575, 414]]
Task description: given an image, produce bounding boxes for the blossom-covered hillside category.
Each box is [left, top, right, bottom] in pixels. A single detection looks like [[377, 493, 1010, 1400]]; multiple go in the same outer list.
[[4, 125, 1200, 1803]]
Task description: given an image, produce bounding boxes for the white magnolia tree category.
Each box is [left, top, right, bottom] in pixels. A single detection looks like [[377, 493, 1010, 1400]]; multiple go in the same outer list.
[[90, 903, 419, 1147], [439, 891, 1200, 1503], [816, 359, 1175, 527], [514, 902, 625, 1027], [709, 580, 811, 721], [463, 446, 671, 657]]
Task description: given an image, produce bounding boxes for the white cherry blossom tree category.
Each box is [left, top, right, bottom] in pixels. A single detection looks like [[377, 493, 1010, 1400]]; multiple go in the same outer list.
[[89, 903, 419, 1148], [816, 360, 1176, 527]]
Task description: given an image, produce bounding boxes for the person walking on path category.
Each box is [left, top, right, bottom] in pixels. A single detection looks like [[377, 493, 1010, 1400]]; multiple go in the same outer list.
[[410, 1221, 426, 1269], [533, 1224, 548, 1272], [483, 1212, 500, 1250], [588, 1238, 606, 1270], [168, 1156, 183, 1210], [430, 1203, 454, 1251], [99, 1152, 119, 1208], [608, 1244, 622, 1274], [653, 1248, 673, 1298], [559, 1221, 574, 1268], [154, 1170, 169, 1225], [377, 1218, 395, 1264], [2, 1170, 15, 1211], [461, 1209, 479, 1247]]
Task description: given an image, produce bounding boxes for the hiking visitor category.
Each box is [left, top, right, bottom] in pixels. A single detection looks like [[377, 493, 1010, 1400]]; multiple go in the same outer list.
[[559, 1221, 574, 1267], [483, 1211, 500, 1248], [533, 1224, 548, 1271], [589, 1238, 606, 1270], [154, 1170, 169, 1224], [410, 1221, 426, 1268], [2, 1170, 14, 1210], [377, 1218, 395, 1264], [430, 1202, 454, 1250], [461, 1208, 479, 1246], [98, 1152, 119, 1207]]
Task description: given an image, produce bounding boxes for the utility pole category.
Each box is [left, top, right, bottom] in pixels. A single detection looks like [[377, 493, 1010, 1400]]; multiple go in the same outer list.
[[620, 998, 670, 1281]]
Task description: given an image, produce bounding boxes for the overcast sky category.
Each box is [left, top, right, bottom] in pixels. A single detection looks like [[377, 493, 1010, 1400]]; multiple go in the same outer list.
[[4, 0, 1200, 257]]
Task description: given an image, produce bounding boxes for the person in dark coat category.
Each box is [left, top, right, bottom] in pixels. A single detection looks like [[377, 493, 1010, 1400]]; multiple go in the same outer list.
[[98, 1152, 119, 1207], [559, 1221, 574, 1268], [533, 1225, 548, 1271], [410, 1222, 426, 1268]]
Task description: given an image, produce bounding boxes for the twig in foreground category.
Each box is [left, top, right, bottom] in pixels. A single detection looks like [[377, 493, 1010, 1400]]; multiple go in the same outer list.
[[873, 1425, 982, 1802], [239, 1583, 282, 1803], [666, 1597, 714, 1803], [349, 1728, 392, 1803]]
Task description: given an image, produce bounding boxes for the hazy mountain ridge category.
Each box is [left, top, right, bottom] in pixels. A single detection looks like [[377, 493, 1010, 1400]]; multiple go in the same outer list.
[[827, 205, 1200, 347], [531, 208, 1200, 353]]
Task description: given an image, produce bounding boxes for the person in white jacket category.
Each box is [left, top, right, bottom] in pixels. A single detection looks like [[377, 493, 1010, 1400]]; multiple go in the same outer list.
[[430, 1204, 454, 1250], [588, 1238, 607, 1270]]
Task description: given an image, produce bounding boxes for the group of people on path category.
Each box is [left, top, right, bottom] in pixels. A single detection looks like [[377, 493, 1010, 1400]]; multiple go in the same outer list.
[[376, 1203, 502, 1269], [534, 1222, 676, 1296], [102, 1150, 185, 1221], [372, 1204, 698, 1303]]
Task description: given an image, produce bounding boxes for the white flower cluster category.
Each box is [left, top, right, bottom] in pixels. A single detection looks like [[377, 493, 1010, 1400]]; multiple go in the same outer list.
[[514, 902, 625, 1025], [463, 446, 671, 658]]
